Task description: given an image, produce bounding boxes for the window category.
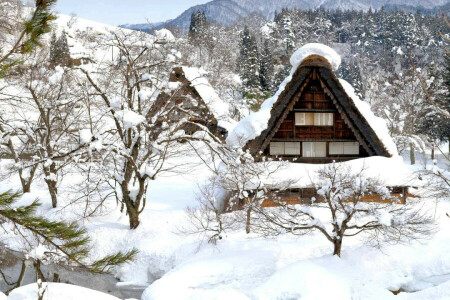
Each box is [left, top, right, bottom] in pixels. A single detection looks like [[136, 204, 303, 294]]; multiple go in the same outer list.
[[295, 113, 314, 125], [344, 142, 359, 155], [270, 142, 285, 155], [329, 142, 360, 155], [284, 142, 301, 155], [270, 142, 301, 156], [303, 142, 326, 157], [314, 113, 333, 126], [295, 113, 333, 126]]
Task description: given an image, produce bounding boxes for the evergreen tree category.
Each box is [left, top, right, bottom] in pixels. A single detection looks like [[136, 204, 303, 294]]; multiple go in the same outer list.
[[259, 39, 274, 92], [0, 0, 57, 78], [237, 26, 260, 94], [0, 191, 137, 274], [418, 57, 450, 151], [188, 10, 207, 45], [337, 56, 363, 96], [49, 30, 72, 67], [280, 13, 295, 55]]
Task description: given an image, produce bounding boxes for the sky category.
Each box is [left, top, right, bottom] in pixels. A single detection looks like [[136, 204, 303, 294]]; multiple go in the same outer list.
[[55, 0, 212, 26]]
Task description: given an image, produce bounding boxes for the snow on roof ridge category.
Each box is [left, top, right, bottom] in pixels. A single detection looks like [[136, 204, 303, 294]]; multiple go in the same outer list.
[[180, 66, 235, 132], [290, 43, 341, 71]]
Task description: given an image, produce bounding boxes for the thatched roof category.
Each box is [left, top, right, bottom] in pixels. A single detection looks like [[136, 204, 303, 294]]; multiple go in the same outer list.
[[243, 56, 392, 157]]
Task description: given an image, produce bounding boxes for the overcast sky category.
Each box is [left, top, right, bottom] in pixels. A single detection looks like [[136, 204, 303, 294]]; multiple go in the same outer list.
[[55, 0, 211, 25]]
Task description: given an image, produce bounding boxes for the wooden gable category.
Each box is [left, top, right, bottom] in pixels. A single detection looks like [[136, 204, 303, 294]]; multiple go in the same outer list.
[[150, 67, 227, 139], [245, 57, 390, 163]]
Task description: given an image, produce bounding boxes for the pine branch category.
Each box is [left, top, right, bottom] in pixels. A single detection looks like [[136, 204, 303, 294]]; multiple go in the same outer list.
[[0, 191, 137, 273]]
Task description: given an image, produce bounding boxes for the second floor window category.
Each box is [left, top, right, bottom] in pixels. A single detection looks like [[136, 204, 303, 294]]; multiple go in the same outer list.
[[295, 112, 333, 126]]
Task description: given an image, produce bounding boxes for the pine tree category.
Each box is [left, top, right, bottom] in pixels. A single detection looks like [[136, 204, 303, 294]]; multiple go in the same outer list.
[[418, 57, 450, 151], [0, 0, 57, 78], [280, 13, 295, 55], [188, 10, 207, 45], [0, 191, 137, 275], [49, 30, 72, 67], [237, 26, 260, 94], [337, 56, 363, 96], [259, 39, 274, 92]]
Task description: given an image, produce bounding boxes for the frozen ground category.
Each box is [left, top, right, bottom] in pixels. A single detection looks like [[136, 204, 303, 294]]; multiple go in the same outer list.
[[0, 148, 449, 299]]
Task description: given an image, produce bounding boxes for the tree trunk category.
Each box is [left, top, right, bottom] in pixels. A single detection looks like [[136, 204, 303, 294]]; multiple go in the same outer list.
[[431, 146, 435, 160], [127, 207, 140, 229], [333, 239, 343, 257], [409, 143, 415, 165], [45, 179, 58, 208], [245, 207, 252, 234]]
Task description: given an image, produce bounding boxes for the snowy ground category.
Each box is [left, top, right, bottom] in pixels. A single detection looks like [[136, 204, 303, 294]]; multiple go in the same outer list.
[[1, 149, 449, 300]]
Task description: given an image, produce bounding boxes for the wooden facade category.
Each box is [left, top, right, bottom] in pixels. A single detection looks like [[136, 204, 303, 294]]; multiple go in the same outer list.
[[230, 186, 412, 211], [245, 56, 391, 164]]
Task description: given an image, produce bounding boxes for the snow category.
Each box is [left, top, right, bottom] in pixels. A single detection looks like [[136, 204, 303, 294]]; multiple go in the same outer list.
[[79, 129, 92, 145], [7, 283, 121, 300], [290, 43, 342, 70], [181, 67, 236, 132], [154, 29, 175, 42], [114, 110, 146, 130], [0, 292, 5, 300], [339, 79, 398, 156], [141, 199, 450, 300], [241, 156, 420, 190], [226, 68, 293, 148]]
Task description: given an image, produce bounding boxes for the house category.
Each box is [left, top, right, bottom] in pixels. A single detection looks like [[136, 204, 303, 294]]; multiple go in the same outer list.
[[229, 45, 396, 163], [226, 44, 417, 206], [152, 66, 235, 139]]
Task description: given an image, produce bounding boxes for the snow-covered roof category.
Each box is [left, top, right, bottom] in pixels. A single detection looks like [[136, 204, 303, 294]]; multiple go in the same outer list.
[[264, 156, 420, 189], [339, 79, 398, 156], [290, 43, 341, 71], [227, 43, 397, 157], [181, 67, 236, 132]]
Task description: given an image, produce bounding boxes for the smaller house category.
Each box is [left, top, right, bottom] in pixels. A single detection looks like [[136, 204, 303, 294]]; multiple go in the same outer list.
[[153, 67, 234, 139]]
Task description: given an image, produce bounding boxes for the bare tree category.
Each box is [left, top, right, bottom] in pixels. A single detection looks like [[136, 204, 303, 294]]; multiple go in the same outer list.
[[253, 163, 435, 256], [218, 149, 292, 234], [183, 176, 236, 244], [0, 50, 88, 207], [79, 30, 224, 229]]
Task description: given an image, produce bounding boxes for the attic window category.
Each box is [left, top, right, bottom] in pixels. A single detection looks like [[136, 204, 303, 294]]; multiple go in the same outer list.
[[295, 113, 333, 126]]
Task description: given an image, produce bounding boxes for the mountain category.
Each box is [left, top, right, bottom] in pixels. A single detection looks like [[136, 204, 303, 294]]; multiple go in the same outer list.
[[121, 0, 450, 32], [120, 22, 166, 33]]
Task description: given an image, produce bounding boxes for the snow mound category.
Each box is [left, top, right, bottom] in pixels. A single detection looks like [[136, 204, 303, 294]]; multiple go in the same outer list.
[[290, 43, 341, 70], [181, 67, 236, 132], [155, 29, 175, 42], [0, 292, 5, 300], [8, 283, 120, 300], [339, 79, 398, 156]]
